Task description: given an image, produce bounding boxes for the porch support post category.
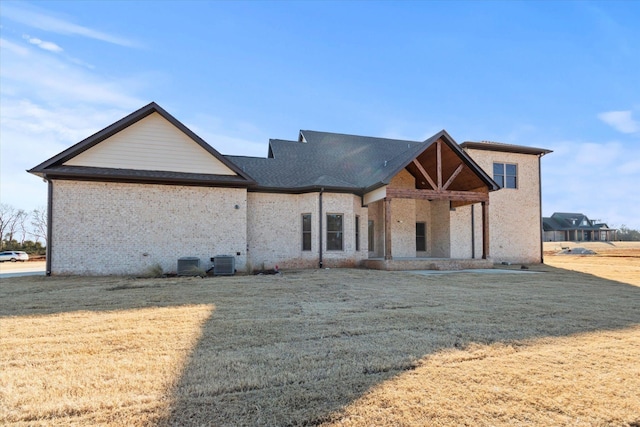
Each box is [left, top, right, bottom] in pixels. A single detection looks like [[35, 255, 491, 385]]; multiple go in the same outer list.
[[482, 200, 490, 259], [384, 198, 392, 260]]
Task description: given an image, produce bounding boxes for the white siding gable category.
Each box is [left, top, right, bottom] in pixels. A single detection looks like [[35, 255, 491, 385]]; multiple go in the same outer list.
[[64, 112, 236, 175]]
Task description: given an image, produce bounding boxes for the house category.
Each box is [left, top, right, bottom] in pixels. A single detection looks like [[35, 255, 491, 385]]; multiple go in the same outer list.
[[29, 102, 551, 275], [543, 212, 617, 242]]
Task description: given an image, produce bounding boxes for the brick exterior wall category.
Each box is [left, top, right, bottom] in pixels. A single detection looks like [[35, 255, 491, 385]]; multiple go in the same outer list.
[[50, 180, 247, 275], [246, 192, 368, 270], [464, 149, 543, 263], [48, 150, 542, 274], [365, 151, 543, 264]]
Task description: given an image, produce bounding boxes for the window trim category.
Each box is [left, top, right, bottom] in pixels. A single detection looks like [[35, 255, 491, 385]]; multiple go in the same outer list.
[[302, 213, 312, 251], [416, 222, 426, 252], [493, 162, 518, 189], [326, 213, 344, 251], [355, 215, 360, 251]]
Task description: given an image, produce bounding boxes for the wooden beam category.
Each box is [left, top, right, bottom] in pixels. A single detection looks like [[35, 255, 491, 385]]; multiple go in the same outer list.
[[442, 163, 464, 190], [384, 198, 392, 260], [482, 201, 490, 259], [436, 140, 442, 189], [412, 160, 437, 190], [386, 187, 489, 202]]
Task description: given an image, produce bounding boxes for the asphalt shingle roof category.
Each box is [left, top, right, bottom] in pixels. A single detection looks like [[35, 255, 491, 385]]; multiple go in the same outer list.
[[543, 212, 612, 231], [226, 130, 442, 193]]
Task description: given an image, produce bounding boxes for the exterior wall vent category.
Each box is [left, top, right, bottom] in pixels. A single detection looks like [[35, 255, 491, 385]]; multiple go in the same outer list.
[[177, 257, 200, 276], [213, 255, 235, 276]]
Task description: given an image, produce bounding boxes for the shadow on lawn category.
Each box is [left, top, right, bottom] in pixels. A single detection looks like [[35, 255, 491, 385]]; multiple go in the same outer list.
[[156, 266, 640, 426], [1, 267, 638, 425]]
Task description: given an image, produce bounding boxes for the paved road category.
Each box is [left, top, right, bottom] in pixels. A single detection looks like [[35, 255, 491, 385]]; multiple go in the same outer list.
[[0, 261, 46, 278]]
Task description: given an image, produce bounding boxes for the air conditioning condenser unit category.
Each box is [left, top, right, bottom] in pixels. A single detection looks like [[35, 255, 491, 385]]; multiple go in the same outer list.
[[177, 257, 200, 276], [213, 255, 235, 276]]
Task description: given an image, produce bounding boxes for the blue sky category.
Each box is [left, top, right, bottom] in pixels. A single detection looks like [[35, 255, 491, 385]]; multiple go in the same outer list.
[[1, 1, 639, 229]]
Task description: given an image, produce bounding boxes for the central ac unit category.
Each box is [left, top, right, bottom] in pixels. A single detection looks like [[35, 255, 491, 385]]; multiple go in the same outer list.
[[213, 255, 235, 276], [177, 257, 200, 276]]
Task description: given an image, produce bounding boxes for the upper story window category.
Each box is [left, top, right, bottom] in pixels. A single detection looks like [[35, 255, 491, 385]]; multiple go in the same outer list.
[[493, 163, 517, 189]]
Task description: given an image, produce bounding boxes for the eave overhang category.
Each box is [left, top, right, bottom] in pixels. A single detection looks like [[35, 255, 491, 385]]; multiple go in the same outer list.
[[33, 165, 255, 188], [28, 102, 256, 184], [382, 130, 500, 192], [461, 141, 552, 156]]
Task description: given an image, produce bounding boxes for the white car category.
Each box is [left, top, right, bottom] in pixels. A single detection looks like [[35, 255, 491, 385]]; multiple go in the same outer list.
[[0, 251, 29, 262]]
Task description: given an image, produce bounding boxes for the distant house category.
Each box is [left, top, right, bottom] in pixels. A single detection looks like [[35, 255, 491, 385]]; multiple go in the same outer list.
[[543, 212, 617, 242], [29, 102, 551, 275]]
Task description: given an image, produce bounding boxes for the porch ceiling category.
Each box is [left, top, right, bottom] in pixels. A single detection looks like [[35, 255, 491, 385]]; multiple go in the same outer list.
[[406, 139, 488, 192]]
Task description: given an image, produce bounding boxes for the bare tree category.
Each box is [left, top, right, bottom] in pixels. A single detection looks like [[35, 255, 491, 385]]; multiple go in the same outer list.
[[31, 207, 48, 246], [18, 210, 29, 245], [0, 204, 24, 248]]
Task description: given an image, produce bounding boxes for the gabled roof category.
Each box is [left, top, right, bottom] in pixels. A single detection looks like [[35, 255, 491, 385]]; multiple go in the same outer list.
[[29, 102, 255, 186], [227, 129, 499, 193], [543, 212, 614, 231]]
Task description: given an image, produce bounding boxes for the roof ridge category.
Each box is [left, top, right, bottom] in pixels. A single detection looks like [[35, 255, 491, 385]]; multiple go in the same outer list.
[[301, 129, 422, 144]]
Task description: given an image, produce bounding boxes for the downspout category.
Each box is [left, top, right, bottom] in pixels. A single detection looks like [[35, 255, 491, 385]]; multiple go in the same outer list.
[[46, 178, 53, 276], [471, 204, 475, 259], [538, 154, 544, 264], [318, 189, 323, 268]]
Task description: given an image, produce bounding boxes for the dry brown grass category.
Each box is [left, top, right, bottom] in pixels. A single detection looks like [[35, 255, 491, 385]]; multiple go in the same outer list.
[[1, 251, 639, 426], [1, 305, 213, 426], [543, 241, 640, 286], [325, 329, 640, 426]]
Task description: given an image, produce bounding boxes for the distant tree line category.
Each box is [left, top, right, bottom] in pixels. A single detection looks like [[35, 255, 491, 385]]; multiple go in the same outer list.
[[616, 225, 640, 241], [0, 203, 47, 255]]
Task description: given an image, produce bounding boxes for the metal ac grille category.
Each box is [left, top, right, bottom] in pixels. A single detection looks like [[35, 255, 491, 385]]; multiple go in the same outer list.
[[177, 257, 200, 276], [213, 255, 235, 276]]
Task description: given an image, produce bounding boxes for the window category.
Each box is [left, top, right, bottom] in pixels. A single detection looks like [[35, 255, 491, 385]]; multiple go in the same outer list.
[[416, 222, 426, 252], [326, 214, 343, 250], [368, 220, 375, 252], [355, 215, 360, 251], [302, 214, 311, 251], [493, 163, 517, 189]]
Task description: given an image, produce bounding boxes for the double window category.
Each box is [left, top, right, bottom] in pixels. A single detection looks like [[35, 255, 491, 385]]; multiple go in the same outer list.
[[326, 214, 343, 251], [493, 163, 517, 189]]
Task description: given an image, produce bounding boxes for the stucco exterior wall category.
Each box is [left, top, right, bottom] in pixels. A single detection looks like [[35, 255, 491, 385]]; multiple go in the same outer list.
[[465, 149, 543, 263], [50, 180, 247, 275], [247, 192, 367, 270]]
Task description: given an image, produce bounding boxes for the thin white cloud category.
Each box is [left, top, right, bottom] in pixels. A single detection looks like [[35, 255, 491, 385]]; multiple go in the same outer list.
[[597, 110, 639, 134], [2, 3, 138, 48], [0, 38, 29, 56], [0, 41, 145, 108], [542, 138, 640, 230], [0, 31, 148, 213], [24, 35, 63, 52]]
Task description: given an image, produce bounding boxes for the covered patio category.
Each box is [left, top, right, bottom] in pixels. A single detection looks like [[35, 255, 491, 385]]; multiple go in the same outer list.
[[363, 136, 498, 270]]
